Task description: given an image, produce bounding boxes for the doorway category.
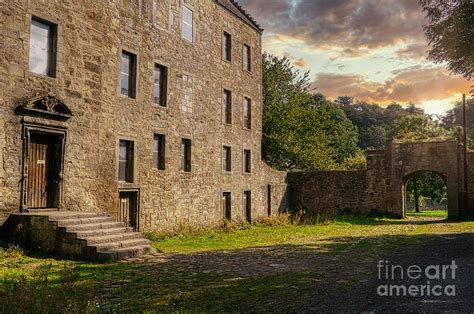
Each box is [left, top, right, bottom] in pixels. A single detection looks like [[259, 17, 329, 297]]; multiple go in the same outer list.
[[26, 132, 62, 209], [118, 191, 139, 230], [403, 171, 448, 219]]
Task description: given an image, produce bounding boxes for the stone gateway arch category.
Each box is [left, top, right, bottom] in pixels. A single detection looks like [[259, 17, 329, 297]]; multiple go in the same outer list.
[[289, 139, 470, 219]]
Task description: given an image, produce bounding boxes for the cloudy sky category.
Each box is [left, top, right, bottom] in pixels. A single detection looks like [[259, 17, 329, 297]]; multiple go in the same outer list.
[[239, 0, 471, 115]]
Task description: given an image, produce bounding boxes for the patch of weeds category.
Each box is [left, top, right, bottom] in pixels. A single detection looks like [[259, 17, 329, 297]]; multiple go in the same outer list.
[[0, 260, 100, 313]]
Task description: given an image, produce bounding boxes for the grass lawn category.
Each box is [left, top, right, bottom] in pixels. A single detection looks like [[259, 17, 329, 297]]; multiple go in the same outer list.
[[1, 213, 473, 312], [406, 209, 448, 218]]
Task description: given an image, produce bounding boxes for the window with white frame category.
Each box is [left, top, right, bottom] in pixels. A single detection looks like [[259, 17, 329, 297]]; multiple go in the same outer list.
[[182, 6, 193, 42]]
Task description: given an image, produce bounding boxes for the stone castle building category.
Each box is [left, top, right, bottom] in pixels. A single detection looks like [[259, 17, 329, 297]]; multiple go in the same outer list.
[[0, 0, 288, 230]]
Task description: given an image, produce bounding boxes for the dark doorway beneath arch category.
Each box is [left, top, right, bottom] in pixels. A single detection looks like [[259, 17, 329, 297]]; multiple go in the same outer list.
[[403, 171, 448, 219]]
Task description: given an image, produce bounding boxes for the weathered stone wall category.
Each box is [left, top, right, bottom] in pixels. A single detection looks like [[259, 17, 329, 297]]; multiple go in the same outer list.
[[287, 139, 464, 218], [288, 171, 368, 215], [0, 0, 288, 230]]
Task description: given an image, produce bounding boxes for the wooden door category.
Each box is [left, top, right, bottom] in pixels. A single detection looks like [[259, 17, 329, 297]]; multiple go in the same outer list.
[[119, 192, 138, 230], [27, 134, 59, 208]]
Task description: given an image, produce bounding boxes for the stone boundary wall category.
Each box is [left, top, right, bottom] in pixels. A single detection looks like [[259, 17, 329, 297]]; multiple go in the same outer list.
[[287, 171, 369, 215], [286, 140, 466, 218]]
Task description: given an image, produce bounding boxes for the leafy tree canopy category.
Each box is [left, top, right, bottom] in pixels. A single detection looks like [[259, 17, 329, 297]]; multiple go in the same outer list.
[[420, 0, 474, 79], [262, 54, 360, 171], [390, 114, 452, 140]]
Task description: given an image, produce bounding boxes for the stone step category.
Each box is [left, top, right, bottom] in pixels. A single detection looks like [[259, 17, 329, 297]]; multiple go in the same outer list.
[[74, 226, 133, 238], [85, 232, 143, 245], [97, 245, 152, 260], [48, 212, 108, 221], [54, 216, 116, 227], [93, 238, 151, 251], [66, 221, 125, 232]]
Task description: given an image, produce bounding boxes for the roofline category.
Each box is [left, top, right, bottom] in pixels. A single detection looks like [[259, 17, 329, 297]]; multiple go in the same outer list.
[[215, 0, 264, 33]]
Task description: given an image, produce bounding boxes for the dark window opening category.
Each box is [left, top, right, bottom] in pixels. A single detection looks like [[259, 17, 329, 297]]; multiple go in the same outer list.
[[119, 140, 134, 182], [243, 97, 251, 129], [223, 32, 232, 61], [181, 138, 192, 172], [223, 192, 231, 220], [244, 191, 251, 223], [267, 184, 272, 216], [154, 64, 168, 106], [153, 134, 166, 170], [243, 44, 251, 71], [120, 51, 137, 98], [29, 17, 57, 77], [223, 89, 232, 124], [243, 149, 251, 173], [223, 146, 232, 172]]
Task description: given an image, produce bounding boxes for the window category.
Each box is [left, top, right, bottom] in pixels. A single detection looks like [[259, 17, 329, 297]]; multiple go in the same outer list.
[[153, 134, 166, 170], [153, 64, 168, 106], [120, 51, 137, 98], [223, 146, 232, 172], [182, 6, 193, 42], [244, 191, 251, 223], [119, 140, 134, 182], [243, 44, 251, 71], [181, 138, 192, 172], [243, 149, 251, 173], [29, 18, 56, 77], [243, 97, 251, 129], [223, 32, 232, 61], [222, 192, 231, 220], [223, 89, 232, 124]]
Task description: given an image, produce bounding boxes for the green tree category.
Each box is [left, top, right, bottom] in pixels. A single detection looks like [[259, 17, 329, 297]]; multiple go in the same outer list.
[[262, 54, 360, 171], [420, 0, 474, 79], [406, 172, 447, 212], [390, 115, 452, 140], [442, 98, 474, 147]]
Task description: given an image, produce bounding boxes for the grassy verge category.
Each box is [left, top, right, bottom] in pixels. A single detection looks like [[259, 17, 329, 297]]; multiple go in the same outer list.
[[1, 212, 474, 311], [148, 213, 467, 253], [406, 209, 448, 217]]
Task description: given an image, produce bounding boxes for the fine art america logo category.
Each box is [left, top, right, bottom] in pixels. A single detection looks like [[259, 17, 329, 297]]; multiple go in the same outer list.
[[377, 260, 457, 297]]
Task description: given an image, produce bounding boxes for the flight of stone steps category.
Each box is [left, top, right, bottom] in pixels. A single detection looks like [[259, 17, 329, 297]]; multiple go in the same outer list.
[[47, 212, 152, 260]]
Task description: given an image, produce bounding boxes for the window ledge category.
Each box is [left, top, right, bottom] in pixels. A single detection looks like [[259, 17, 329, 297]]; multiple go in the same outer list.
[[28, 71, 57, 80], [118, 182, 139, 189], [119, 94, 137, 101]]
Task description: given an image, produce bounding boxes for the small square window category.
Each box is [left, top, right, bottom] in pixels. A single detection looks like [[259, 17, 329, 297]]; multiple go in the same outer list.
[[121, 51, 137, 98], [29, 18, 57, 77], [153, 134, 166, 170]]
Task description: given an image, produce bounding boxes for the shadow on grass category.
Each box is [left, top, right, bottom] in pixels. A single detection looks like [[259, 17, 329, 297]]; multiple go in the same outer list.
[[3, 230, 474, 312]]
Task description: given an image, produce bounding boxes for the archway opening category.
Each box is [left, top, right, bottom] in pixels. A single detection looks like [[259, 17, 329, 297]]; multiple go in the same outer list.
[[404, 171, 448, 219]]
